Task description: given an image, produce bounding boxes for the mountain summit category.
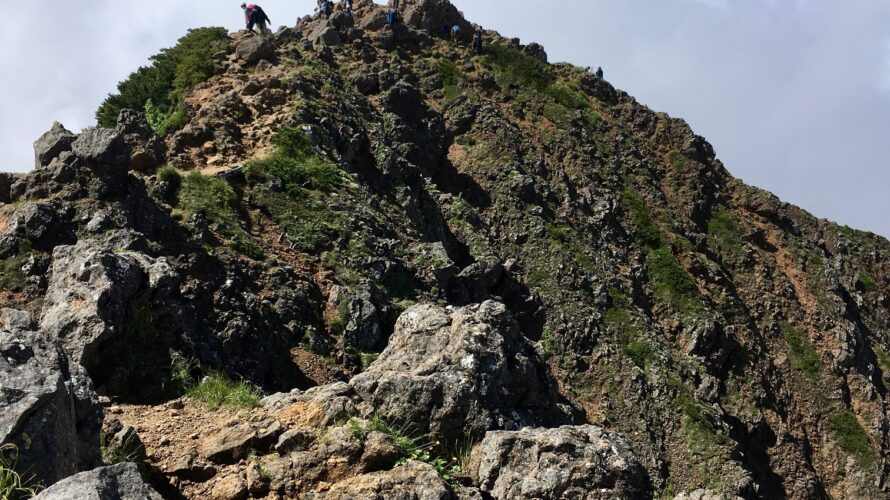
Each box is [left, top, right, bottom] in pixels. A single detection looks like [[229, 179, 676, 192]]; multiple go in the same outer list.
[[1, 1, 888, 498]]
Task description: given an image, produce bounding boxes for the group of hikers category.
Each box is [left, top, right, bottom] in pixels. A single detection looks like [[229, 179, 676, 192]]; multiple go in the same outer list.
[[240, 1, 485, 55]]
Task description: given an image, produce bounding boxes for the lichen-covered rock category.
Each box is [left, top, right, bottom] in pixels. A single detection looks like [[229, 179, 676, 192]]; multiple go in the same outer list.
[[309, 24, 341, 48], [0, 313, 102, 486], [34, 462, 162, 500], [470, 425, 651, 499], [350, 301, 574, 442]]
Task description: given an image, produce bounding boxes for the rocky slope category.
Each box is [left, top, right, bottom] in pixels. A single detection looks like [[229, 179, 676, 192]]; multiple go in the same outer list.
[[1, 0, 889, 498]]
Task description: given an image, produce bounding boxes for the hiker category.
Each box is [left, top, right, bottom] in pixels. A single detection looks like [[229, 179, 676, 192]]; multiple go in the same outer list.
[[451, 25, 461, 44], [295, 16, 304, 35], [241, 3, 271, 36], [387, 0, 400, 25], [472, 26, 483, 55], [341, 0, 355, 17], [595, 66, 604, 79]]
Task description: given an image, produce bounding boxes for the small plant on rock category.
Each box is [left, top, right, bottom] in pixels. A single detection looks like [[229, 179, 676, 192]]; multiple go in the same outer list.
[[0, 444, 39, 499]]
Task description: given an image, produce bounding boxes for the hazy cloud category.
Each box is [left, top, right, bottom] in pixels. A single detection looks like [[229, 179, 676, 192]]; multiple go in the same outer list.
[[0, 0, 888, 237]]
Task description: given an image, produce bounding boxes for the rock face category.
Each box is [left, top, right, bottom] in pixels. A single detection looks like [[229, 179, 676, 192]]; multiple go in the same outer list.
[[350, 301, 574, 442], [114, 109, 165, 173], [33, 121, 77, 168], [34, 463, 162, 500], [0, 311, 102, 486], [470, 425, 651, 499]]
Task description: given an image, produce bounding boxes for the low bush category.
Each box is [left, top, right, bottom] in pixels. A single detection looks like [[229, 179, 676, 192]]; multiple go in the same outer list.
[[0, 444, 39, 499], [829, 410, 876, 470]]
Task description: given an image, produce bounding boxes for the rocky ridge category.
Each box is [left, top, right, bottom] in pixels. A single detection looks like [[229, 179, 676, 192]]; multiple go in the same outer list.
[[0, 0, 889, 498]]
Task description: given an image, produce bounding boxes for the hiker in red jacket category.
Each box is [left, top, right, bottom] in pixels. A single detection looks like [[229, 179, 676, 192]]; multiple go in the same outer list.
[[241, 3, 272, 36]]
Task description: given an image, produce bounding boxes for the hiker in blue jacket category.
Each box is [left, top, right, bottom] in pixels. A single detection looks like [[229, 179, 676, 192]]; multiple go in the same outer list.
[[472, 26, 484, 55], [241, 3, 272, 36]]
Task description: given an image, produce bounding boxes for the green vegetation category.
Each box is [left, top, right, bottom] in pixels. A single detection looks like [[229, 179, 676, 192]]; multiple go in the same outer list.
[[829, 410, 876, 470], [707, 206, 742, 257], [100, 431, 144, 465], [347, 416, 463, 487], [621, 188, 662, 249], [482, 43, 598, 126], [437, 58, 462, 101], [0, 444, 39, 499], [245, 127, 345, 252], [156, 164, 182, 190], [96, 27, 228, 131], [186, 372, 262, 409], [144, 99, 188, 137], [673, 379, 731, 458], [621, 187, 703, 316], [859, 272, 877, 293], [648, 247, 702, 316], [0, 252, 32, 292], [624, 341, 654, 369], [783, 323, 822, 383], [175, 172, 264, 260], [668, 151, 691, 173]]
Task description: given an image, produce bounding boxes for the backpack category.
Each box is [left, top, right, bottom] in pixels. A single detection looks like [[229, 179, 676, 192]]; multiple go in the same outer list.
[[387, 11, 398, 24], [324, 2, 333, 15]]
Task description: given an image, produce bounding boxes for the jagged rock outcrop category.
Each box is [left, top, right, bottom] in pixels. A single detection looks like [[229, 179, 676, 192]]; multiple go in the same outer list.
[[34, 463, 162, 500], [301, 461, 453, 500], [0, 309, 102, 486], [469, 425, 651, 499], [350, 301, 575, 442], [33, 121, 77, 168], [114, 110, 165, 173]]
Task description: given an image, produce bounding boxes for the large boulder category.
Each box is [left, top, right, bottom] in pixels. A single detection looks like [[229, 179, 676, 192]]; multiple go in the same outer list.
[[469, 425, 651, 500], [308, 23, 342, 48], [114, 110, 166, 173], [301, 460, 453, 500], [38, 233, 179, 397], [235, 35, 276, 64], [34, 463, 162, 500], [33, 122, 77, 168], [72, 128, 130, 169], [401, 0, 471, 40], [0, 310, 102, 486], [349, 301, 574, 442]]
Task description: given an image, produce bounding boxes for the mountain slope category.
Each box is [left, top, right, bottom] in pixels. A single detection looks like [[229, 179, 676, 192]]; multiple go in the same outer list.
[[1, 1, 888, 498]]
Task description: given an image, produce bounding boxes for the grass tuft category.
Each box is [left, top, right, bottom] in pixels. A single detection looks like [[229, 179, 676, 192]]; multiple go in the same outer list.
[[783, 323, 822, 383], [829, 410, 876, 470], [186, 372, 262, 409], [0, 444, 39, 499]]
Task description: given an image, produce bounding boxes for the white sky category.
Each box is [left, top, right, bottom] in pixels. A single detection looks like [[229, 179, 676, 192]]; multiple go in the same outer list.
[[0, 0, 888, 237]]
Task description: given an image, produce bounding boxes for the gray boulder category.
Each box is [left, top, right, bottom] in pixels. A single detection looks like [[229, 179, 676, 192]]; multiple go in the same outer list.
[[39, 237, 145, 369], [235, 36, 276, 64], [401, 0, 471, 39], [34, 463, 162, 500], [338, 289, 382, 351], [34, 122, 77, 168], [349, 301, 573, 442], [72, 128, 130, 169], [470, 425, 651, 500], [0, 312, 102, 486], [309, 24, 342, 48]]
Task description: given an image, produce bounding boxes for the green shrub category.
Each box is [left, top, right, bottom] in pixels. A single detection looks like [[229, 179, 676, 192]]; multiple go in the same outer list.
[[668, 151, 690, 173], [0, 444, 39, 499], [859, 273, 877, 293], [829, 410, 876, 470], [707, 206, 741, 256], [624, 341, 654, 368], [96, 27, 228, 128], [179, 171, 237, 223], [244, 126, 343, 192], [156, 164, 182, 190], [144, 100, 188, 136], [187, 372, 262, 409], [648, 247, 701, 314], [482, 44, 551, 92], [100, 431, 144, 465], [621, 188, 663, 249], [545, 82, 589, 110], [0, 253, 32, 292], [784, 323, 822, 382]]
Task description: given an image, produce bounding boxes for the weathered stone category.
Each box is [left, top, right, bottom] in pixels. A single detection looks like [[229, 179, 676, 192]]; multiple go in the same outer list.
[[359, 431, 401, 473], [350, 301, 574, 442], [0, 321, 102, 487], [210, 473, 248, 500], [34, 122, 77, 168], [199, 423, 258, 464], [34, 463, 162, 500], [71, 128, 130, 169], [309, 24, 341, 47], [470, 425, 651, 499], [235, 36, 275, 64], [302, 460, 452, 500], [115, 109, 165, 173]]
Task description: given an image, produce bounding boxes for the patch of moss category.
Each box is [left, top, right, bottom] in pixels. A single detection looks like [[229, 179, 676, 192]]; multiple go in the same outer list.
[[707, 206, 742, 257], [0, 253, 31, 292], [621, 188, 663, 249], [647, 247, 702, 315], [829, 410, 876, 470], [859, 273, 877, 293]]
